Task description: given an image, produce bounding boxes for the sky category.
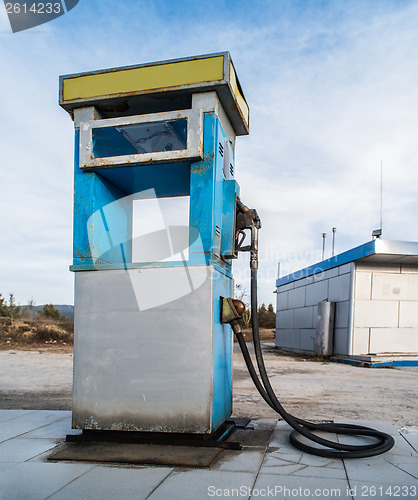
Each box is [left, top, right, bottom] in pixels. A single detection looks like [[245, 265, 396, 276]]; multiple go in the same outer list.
[[1, 0, 418, 308]]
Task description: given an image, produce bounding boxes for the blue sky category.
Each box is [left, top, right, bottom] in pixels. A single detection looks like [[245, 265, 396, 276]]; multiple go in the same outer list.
[[1, 0, 418, 307]]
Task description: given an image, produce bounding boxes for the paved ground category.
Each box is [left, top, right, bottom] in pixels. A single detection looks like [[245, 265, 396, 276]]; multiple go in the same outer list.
[[0, 410, 417, 500], [1, 344, 417, 498]]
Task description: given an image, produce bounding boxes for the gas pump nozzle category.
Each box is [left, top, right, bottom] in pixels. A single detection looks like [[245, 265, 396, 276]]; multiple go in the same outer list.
[[235, 198, 261, 270], [221, 297, 246, 334]]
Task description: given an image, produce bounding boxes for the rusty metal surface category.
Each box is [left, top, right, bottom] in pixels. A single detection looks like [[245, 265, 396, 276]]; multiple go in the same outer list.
[[76, 93, 223, 170], [49, 442, 223, 467]]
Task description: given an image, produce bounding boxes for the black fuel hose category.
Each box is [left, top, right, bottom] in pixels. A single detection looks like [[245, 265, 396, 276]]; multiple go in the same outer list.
[[235, 267, 395, 459]]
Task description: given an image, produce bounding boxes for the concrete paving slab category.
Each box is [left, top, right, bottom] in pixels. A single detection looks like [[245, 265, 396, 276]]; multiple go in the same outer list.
[[260, 448, 346, 478], [48, 465, 174, 500], [400, 431, 418, 453], [0, 437, 61, 463], [268, 422, 293, 448], [252, 473, 352, 499], [0, 462, 18, 474], [291, 464, 348, 479], [348, 481, 418, 499], [391, 462, 418, 479], [15, 416, 80, 439], [0, 409, 37, 424], [343, 457, 418, 486], [384, 453, 418, 469], [212, 449, 265, 472], [0, 410, 416, 500], [147, 470, 256, 500], [0, 410, 68, 443], [0, 462, 93, 500]]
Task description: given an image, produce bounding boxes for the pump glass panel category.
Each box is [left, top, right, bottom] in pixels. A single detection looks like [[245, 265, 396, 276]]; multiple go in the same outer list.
[[92, 119, 188, 158], [132, 196, 190, 263]]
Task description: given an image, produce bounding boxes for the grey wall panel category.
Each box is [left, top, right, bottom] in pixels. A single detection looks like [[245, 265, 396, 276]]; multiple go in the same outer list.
[[328, 273, 351, 301]]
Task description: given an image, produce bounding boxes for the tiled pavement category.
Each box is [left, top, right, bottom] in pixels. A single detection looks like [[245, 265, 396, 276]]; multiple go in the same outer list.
[[0, 410, 417, 499]]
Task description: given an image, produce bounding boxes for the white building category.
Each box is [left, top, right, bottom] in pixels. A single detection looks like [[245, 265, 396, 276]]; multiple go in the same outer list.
[[275, 240, 418, 356]]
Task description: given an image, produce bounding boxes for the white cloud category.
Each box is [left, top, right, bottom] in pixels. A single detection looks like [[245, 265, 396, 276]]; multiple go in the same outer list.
[[1, 0, 418, 307]]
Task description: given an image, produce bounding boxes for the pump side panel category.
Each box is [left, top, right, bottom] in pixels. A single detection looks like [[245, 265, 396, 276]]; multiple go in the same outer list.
[[211, 269, 233, 429], [72, 266, 214, 433]]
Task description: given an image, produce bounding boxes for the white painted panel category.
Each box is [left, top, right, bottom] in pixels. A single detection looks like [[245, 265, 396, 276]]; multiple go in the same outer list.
[[294, 307, 314, 329], [355, 272, 372, 300], [399, 301, 418, 327], [333, 328, 349, 355], [335, 300, 349, 328], [371, 273, 418, 301], [328, 273, 351, 301], [352, 328, 370, 355], [288, 286, 305, 308], [277, 309, 294, 329], [356, 262, 401, 273], [354, 300, 398, 328], [401, 265, 418, 274], [305, 280, 328, 306], [277, 291, 288, 310], [369, 328, 418, 353]]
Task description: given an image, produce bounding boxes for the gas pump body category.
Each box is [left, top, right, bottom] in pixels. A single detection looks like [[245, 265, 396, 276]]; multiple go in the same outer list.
[[60, 53, 249, 434]]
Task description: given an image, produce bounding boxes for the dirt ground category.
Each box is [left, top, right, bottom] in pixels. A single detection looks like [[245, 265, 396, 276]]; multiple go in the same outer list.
[[0, 343, 417, 426]]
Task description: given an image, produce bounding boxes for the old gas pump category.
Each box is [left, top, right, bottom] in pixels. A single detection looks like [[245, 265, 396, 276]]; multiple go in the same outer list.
[[60, 52, 395, 459], [59, 53, 249, 435]]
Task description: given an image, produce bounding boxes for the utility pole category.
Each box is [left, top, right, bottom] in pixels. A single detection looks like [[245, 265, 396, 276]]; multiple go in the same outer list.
[[322, 233, 326, 261], [332, 227, 336, 257]]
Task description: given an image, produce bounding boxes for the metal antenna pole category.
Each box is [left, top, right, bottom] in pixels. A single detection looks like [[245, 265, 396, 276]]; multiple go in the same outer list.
[[380, 160, 383, 235], [332, 227, 336, 256], [322, 233, 326, 260]]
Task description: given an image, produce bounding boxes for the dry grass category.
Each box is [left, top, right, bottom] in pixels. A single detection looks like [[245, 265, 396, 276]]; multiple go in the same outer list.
[[238, 327, 275, 342], [0, 317, 73, 347]]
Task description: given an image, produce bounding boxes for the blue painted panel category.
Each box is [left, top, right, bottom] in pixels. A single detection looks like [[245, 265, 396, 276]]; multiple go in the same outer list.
[[74, 129, 130, 266], [276, 240, 377, 287], [74, 113, 233, 275], [88, 185, 132, 265], [211, 268, 233, 429], [95, 162, 190, 198], [221, 180, 239, 259], [189, 113, 216, 256], [70, 254, 233, 278], [331, 357, 418, 368], [212, 120, 226, 258]]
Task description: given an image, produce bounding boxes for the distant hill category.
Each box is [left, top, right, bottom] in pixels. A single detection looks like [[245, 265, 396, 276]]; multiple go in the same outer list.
[[22, 304, 74, 320]]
